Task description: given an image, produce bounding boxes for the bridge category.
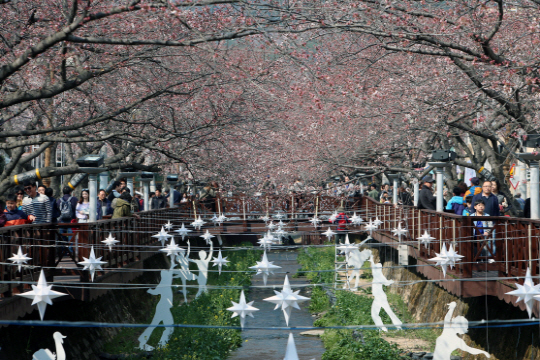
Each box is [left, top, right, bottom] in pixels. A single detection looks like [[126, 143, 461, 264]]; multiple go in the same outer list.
[[0, 194, 536, 322]]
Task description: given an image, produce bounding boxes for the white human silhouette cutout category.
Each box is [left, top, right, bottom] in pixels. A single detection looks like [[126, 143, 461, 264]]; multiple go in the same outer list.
[[33, 332, 66, 360], [433, 302, 491, 360], [189, 239, 213, 298], [369, 255, 402, 332], [138, 267, 175, 351], [346, 248, 372, 290], [172, 240, 196, 303]]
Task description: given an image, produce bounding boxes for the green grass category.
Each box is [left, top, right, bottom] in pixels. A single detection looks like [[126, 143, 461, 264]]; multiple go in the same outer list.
[[103, 243, 262, 359], [297, 245, 439, 359]]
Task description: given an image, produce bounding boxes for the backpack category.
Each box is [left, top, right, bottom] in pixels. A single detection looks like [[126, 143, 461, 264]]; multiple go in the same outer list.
[[58, 196, 74, 222]]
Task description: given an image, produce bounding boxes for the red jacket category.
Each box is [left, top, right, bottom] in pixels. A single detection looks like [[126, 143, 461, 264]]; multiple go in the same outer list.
[[332, 213, 351, 231]]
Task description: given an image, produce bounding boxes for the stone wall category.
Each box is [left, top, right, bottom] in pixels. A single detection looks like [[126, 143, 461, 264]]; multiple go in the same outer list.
[[373, 246, 540, 360], [0, 253, 169, 360]]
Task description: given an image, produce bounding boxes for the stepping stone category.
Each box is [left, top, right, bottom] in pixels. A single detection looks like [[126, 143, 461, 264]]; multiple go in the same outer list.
[[299, 330, 324, 337]]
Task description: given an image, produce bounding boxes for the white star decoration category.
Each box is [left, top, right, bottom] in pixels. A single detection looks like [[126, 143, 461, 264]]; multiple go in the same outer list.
[[322, 227, 336, 240], [283, 333, 303, 360], [102, 233, 120, 251], [350, 212, 364, 226], [258, 236, 275, 250], [211, 250, 229, 275], [508, 268, 540, 319], [263, 275, 310, 325], [309, 215, 321, 227], [336, 234, 359, 258], [159, 237, 183, 263], [249, 251, 281, 285], [274, 212, 286, 220], [267, 221, 276, 230], [200, 230, 215, 244], [391, 222, 408, 240], [175, 223, 192, 240], [8, 246, 32, 272], [17, 270, 66, 320], [164, 220, 174, 231], [217, 214, 228, 223], [428, 243, 464, 277], [417, 231, 435, 247], [191, 216, 206, 230], [78, 246, 107, 282], [227, 290, 259, 328], [152, 227, 173, 246], [373, 217, 383, 227], [260, 215, 271, 223]]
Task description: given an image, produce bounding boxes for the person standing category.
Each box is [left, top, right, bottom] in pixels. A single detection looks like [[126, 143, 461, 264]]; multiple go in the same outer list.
[[150, 188, 167, 209], [76, 189, 90, 223], [107, 181, 123, 203], [4, 193, 29, 226], [418, 176, 436, 210], [368, 184, 379, 200], [471, 181, 499, 217], [330, 207, 351, 244], [22, 180, 51, 224], [97, 189, 113, 219], [56, 186, 78, 223], [45, 188, 60, 223]]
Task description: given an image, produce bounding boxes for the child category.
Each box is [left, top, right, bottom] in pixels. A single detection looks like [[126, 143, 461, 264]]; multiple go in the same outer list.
[[446, 187, 465, 215], [470, 199, 495, 256], [462, 196, 473, 216], [4, 193, 29, 226]]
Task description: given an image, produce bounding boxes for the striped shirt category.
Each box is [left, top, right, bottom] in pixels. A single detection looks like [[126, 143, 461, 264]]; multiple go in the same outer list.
[[22, 194, 52, 224]]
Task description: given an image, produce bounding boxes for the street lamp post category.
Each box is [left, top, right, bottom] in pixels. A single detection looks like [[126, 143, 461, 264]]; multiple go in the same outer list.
[[76, 155, 106, 222], [140, 172, 154, 211], [387, 173, 401, 205], [519, 152, 540, 219], [428, 162, 452, 212], [167, 174, 179, 208]]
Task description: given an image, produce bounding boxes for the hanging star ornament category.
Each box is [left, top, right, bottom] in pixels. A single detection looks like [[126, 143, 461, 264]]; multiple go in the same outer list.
[[309, 215, 321, 228], [102, 233, 120, 251], [8, 246, 32, 272], [217, 214, 228, 223], [17, 270, 66, 320], [191, 216, 206, 230], [152, 227, 173, 246], [336, 234, 359, 258], [263, 275, 310, 325], [175, 223, 192, 240], [328, 211, 338, 223], [211, 250, 230, 275], [267, 221, 277, 230], [510, 268, 540, 319], [78, 246, 107, 282], [227, 290, 259, 328], [417, 231, 435, 247], [200, 230, 215, 244], [260, 215, 271, 223], [350, 212, 364, 226], [258, 236, 275, 250], [283, 333, 299, 360], [159, 237, 183, 263], [373, 217, 383, 227], [249, 251, 281, 285], [274, 212, 286, 220], [164, 220, 174, 231], [428, 243, 464, 277], [322, 227, 336, 240], [391, 222, 408, 239]]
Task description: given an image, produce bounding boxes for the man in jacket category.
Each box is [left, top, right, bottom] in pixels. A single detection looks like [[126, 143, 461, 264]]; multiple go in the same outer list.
[[150, 188, 167, 209], [330, 207, 351, 244], [97, 189, 113, 219], [471, 181, 500, 217], [418, 176, 436, 210], [107, 181, 123, 203], [22, 180, 51, 224], [368, 184, 379, 200]]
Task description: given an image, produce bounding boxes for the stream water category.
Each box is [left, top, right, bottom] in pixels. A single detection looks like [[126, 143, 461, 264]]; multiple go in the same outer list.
[[228, 251, 326, 360]]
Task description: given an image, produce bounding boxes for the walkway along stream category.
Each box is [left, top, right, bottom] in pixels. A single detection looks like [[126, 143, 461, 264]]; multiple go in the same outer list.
[[228, 250, 325, 359]]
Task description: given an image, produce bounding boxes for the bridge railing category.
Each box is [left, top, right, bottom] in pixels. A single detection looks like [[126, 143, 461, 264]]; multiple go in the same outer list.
[[362, 196, 540, 283]]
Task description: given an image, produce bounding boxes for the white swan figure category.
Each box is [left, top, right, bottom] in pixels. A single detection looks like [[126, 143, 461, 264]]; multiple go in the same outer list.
[[33, 332, 66, 360]]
